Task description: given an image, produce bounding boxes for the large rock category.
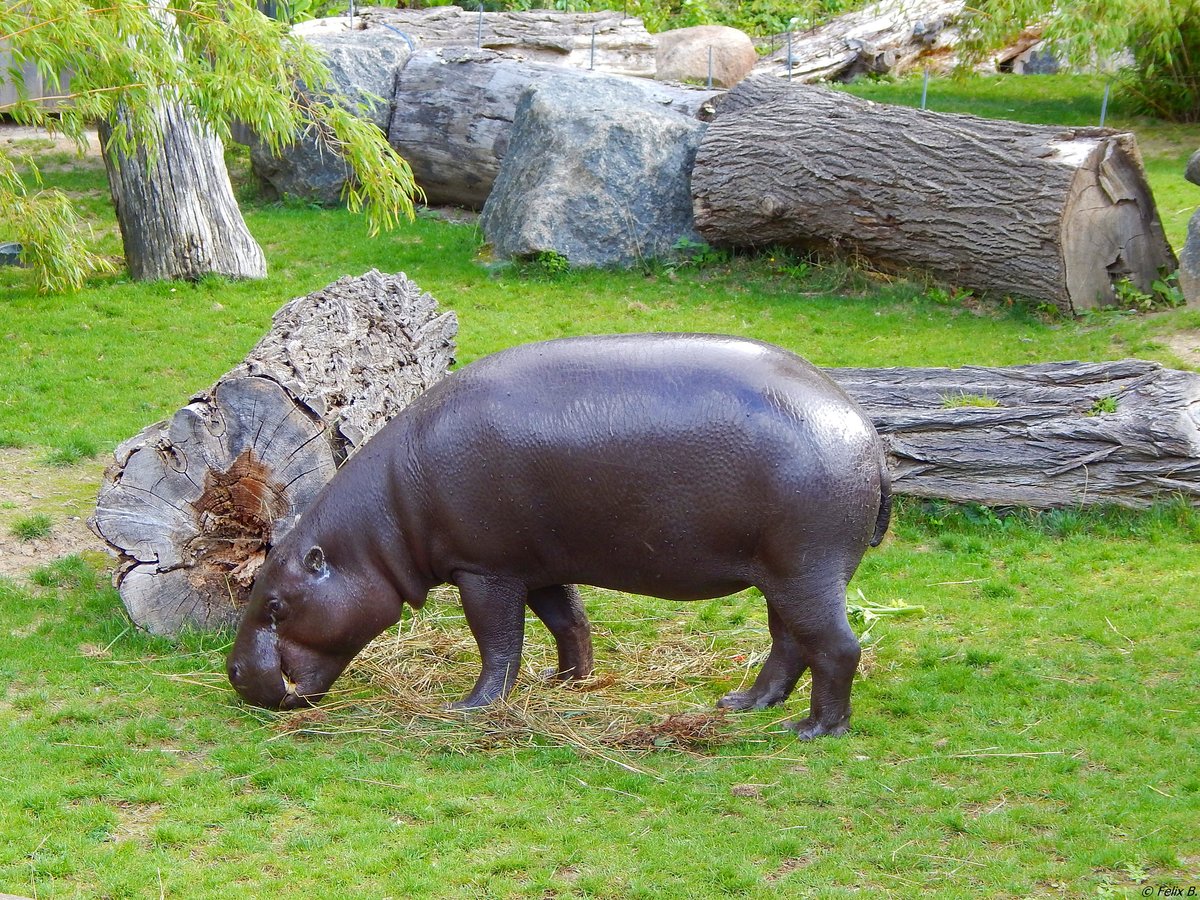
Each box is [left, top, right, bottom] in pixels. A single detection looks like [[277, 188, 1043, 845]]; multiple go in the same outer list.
[[390, 47, 719, 209], [1187, 150, 1200, 187], [655, 25, 757, 88], [480, 78, 705, 267], [1181, 209, 1200, 306], [249, 22, 412, 204]]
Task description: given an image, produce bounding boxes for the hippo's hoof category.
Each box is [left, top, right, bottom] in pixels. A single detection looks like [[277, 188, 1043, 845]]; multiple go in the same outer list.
[[786, 716, 850, 741], [716, 690, 781, 711]]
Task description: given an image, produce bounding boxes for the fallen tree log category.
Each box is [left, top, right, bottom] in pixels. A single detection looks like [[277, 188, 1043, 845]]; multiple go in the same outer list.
[[357, 5, 657, 77], [89, 270, 457, 635], [390, 47, 719, 209], [692, 78, 1177, 314], [755, 0, 963, 82], [829, 359, 1200, 508]]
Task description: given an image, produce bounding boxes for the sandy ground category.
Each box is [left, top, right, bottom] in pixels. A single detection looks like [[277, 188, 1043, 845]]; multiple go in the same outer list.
[[1, 122, 103, 156], [0, 448, 112, 583]]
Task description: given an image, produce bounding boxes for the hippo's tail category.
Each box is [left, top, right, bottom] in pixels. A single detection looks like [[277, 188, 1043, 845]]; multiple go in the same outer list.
[[870, 461, 892, 548]]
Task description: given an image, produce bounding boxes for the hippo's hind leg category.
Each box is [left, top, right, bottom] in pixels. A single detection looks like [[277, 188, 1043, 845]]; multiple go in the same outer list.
[[717, 603, 804, 711], [450, 572, 527, 710], [759, 574, 862, 740], [526, 585, 595, 681]]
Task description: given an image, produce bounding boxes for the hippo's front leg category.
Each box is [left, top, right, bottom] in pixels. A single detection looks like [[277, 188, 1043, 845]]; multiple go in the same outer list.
[[450, 572, 527, 709]]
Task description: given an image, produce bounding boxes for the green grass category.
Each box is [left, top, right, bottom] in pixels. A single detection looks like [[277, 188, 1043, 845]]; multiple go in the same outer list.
[[1, 502, 1197, 898], [9, 512, 53, 540], [0, 73, 1198, 898]]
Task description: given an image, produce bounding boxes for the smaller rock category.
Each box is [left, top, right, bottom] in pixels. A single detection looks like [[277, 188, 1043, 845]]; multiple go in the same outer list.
[[0, 242, 22, 266], [656, 25, 758, 88], [1186, 150, 1200, 187], [1180, 208, 1200, 306]]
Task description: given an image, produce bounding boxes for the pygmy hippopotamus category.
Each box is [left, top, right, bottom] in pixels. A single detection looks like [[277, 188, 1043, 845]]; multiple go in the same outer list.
[[227, 333, 891, 739]]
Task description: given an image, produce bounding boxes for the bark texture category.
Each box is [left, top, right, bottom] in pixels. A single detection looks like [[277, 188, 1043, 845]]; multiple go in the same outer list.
[[828, 360, 1200, 508], [390, 47, 719, 209], [100, 103, 267, 281], [692, 78, 1177, 314], [755, 0, 963, 82], [90, 270, 458, 635], [358, 6, 657, 77]]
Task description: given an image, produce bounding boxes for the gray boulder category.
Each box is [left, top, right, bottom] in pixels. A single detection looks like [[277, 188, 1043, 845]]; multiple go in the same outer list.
[[480, 77, 706, 268], [248, 22, 412, 204], [1187, 150, 1200, 187], [1181, 209, 1200, 306]]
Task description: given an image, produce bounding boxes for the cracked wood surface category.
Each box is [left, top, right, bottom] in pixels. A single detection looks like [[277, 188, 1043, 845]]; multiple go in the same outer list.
[[90, 271, 457, 635], [829, 359, 1200, 508]]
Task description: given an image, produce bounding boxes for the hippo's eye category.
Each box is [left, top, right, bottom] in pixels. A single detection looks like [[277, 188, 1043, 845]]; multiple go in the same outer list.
[[266, 596, 286, 619], [303, 545, 326, 575]]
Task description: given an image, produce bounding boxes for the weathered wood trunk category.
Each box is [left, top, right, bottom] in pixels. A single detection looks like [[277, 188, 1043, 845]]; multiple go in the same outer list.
[[358, 6, 657, 77], [829, 360, 1200, 508], [89, 270, 457, 635], [692, 78, 1177, 314], [100, 103, 267, 282], [756, 0, 963, 82], [390, 47, 719, 209]]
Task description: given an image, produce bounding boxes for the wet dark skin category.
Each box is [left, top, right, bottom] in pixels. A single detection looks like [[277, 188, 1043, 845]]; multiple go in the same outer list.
[[228, 333, 891, 739]]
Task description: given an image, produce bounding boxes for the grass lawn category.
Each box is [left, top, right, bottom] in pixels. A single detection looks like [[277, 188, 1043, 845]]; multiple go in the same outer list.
[[0, 73, 1198, 898]]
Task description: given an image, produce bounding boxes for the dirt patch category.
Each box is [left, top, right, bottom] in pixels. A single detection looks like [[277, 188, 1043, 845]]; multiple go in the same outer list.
[[0, 122, 102, 157], [0, 447, 111, 582], [1162, 330, 1200, 369]]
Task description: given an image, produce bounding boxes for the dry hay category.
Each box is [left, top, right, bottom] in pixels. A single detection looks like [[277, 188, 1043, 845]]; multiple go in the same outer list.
[[270, 587, 813, 768]]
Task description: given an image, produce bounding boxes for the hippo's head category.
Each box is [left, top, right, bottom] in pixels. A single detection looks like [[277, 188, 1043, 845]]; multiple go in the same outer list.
[[227, 515, 405, 710]]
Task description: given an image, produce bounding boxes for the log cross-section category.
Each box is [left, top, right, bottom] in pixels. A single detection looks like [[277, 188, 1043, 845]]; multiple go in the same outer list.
[[90, 270, 458, 635], [691, 78, 1177, 314]]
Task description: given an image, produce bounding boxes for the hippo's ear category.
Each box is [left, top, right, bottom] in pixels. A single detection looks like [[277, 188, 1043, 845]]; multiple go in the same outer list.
[[303, 545, 326, 575]]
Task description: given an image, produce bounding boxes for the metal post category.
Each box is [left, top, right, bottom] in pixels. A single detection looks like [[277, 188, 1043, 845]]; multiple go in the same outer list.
[[477, 3, 484, 49], [920, 68, 930, 110], [1100, 81, 1111, 127], [786, 30, 793, 81], [707, 46, 713, 89], [348, 0, 354, 23], [590, 24, 596, 70]]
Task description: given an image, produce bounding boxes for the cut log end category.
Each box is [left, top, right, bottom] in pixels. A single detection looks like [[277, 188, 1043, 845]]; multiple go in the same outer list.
[[90, 271, 457, 636]]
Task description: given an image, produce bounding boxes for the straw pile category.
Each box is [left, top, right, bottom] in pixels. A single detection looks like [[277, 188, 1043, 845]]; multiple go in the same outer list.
[[270, 587, 806, 767]]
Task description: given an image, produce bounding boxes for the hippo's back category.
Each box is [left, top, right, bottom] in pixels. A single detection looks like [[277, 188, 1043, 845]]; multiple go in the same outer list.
[[398, 334, 884, 597]]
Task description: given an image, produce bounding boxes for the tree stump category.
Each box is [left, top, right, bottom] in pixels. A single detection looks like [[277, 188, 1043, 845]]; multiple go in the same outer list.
[[828, 359, 1200, 508], [90, 270, 458, 635], [691, 78, 1177, 314], [101, 102, 267, 282]]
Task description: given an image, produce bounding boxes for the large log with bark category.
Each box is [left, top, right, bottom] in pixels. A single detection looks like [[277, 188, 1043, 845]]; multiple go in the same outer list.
[[390, 47, 719, 209], [755, 0, 963, 82], [89, 271, 457, 635], [692, 78, 1177, 315], [829, 359, 1200, 508]]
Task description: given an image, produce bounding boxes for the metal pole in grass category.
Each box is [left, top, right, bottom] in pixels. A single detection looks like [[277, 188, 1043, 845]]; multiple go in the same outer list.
[[787, 29, 793, 81], [590, 24, 596, 70], [707, 46, 713, 89], [1100, 81, 1112, 126], [920, 67, 930, 110]]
